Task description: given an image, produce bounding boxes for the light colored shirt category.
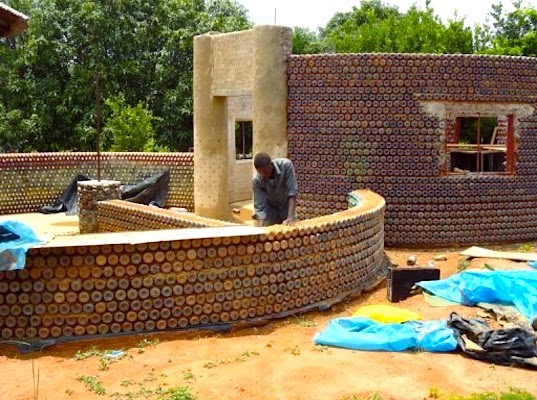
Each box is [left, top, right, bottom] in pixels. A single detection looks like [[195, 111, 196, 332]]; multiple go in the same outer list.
[[253, 158, 298, 221]]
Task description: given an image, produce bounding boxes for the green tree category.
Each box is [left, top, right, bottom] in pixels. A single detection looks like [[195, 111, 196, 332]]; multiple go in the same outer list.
[[292, 27, 334, 54], [104, 95, 159, 152], [324, 0, 473, 54], [0, 0, 251, 152], [484, 1, 537, 56], [0, 104, 40, 152]]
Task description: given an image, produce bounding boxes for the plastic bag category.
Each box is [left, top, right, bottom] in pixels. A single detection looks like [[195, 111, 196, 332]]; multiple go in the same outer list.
[[347, 192, 361, 208], [0, 220, 44, 271], [352, 304, 422, 323]]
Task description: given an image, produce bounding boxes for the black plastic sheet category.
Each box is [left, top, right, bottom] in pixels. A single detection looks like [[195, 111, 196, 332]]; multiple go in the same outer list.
[[40, 171, 170, 215], [120, 171, 169, 208], [40, 174, 91, 215], [448, 312, 537, 369]]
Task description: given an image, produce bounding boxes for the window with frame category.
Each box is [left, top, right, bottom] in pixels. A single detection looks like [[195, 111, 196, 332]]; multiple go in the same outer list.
[[444, 114, 515, 175], [235, 120, 253, 160]]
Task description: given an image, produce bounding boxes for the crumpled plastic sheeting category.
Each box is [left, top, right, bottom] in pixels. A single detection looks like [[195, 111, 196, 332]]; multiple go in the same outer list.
[[417, 270, 537, 322], [448, 312, 537, 369], [314, 317, 457, 352], [0, 220, 44, 271]]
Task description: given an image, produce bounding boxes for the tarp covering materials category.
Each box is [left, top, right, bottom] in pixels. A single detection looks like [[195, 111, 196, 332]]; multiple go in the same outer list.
[[0, 220, 44, 271], [314, 273, 537, 368], [3, 172, 170, 270], [416, 270, 537, 322], [40, 171, 170, 215], [314, 317, 457, 352]]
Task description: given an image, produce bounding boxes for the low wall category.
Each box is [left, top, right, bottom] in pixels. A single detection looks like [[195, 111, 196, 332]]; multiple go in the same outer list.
[[0, 152, 194, 215], [98, 200, 234, 232], [0, 190, 387, 343]]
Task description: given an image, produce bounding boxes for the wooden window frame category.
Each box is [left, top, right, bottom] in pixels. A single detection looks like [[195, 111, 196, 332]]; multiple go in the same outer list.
[[235, 120, 253, 160], [444, 114, 515, 175]]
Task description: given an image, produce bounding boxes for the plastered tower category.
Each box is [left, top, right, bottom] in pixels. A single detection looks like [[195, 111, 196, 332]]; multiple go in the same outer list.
[[193, 26, 292, 220], [252, 26, 292, 158]]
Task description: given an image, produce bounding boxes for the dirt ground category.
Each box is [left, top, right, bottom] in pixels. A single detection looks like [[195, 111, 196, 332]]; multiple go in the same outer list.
[[1, 243, 537, 400]]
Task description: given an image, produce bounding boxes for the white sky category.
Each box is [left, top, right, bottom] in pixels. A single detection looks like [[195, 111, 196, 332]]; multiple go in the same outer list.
[[236, 0, 535, 31]]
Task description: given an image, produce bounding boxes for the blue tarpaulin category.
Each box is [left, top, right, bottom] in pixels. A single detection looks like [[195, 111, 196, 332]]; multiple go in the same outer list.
[[417, 270, 537, 322], [0, 220, 44, 271], [314, 317, 457, 352]]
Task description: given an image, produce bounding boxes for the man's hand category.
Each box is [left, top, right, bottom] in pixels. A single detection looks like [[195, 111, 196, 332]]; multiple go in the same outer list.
[[282, 218, 296, 226]]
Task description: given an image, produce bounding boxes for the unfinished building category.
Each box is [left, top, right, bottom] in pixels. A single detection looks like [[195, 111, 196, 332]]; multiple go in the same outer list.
[[1, 25, 537, 343]]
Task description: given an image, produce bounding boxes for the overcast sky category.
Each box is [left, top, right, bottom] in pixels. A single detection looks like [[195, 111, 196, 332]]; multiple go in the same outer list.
[[236, 0, 532, 31]]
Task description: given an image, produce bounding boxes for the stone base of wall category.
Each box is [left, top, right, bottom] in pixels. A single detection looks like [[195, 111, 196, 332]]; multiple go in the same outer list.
[[79, 180, 122, 234]]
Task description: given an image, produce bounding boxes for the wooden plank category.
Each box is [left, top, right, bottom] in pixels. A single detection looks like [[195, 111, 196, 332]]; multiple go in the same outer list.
[[460, 246, 537, 262]]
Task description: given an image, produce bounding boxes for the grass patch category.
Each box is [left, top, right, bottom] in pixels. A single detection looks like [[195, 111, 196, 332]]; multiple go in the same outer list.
[[183, 370, 195, 382], [157, 386, 196, 400], [76, 375, 106, 395], [516, 243, 534, 252], [448, 387, 536, 400], [285, 345, 301, 355], [340, 394, 382, 400], [293, 314, 318, 327], [73, 346, 128, 370], [136, 337, 160, 353], [312, 344, 332, 354], [340, 388, 535, 400], [73, 346, 103, 360], [457, 257, 471, 271]]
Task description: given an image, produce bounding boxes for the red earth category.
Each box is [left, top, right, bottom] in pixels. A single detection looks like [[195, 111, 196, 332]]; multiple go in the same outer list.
[[1, 243, 537, 400]]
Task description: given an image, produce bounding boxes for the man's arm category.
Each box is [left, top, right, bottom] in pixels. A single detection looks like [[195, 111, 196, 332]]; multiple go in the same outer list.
[[253, 177, 268, 226], [282, 195, 297, 225], [282, 159, 298, 226]]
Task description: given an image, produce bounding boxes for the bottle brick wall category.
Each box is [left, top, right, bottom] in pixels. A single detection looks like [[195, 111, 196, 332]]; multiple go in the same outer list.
[[287, 53, 537, 246], [98, 200, 234, 232], [0, 190, 387, 342], [0, 152, 194, 214]]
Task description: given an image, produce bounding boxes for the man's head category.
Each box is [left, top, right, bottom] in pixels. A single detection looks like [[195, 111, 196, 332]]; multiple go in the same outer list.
[[254, 152, 274, 178]]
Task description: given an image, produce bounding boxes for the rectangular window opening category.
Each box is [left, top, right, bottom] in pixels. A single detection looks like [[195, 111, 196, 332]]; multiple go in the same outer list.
[[445, 114, 515, 175], [235, 120, 253, 160]]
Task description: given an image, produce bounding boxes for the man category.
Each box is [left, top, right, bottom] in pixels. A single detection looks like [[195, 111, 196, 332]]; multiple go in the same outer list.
[[252, 152, 298, 227]]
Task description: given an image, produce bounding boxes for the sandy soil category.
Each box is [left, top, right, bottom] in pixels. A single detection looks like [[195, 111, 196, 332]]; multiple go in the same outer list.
[[1, 244, 537, 400]]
